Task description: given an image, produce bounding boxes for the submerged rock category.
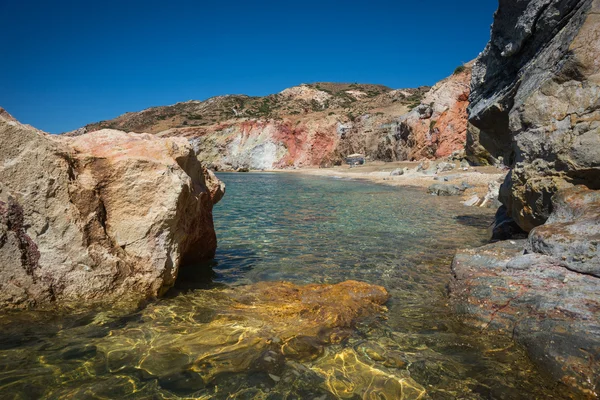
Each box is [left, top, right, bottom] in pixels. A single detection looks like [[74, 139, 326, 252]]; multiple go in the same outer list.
[[0, 116, 223, 309], [87, 280, 418, 398]]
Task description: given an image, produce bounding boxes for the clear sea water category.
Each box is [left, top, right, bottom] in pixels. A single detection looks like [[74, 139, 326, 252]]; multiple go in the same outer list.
[[0, 173, 571, 399]]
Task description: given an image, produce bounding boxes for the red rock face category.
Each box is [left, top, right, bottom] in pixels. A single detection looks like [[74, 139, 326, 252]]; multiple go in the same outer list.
[[271, 121, 339, 168], [87, 75, 472, 170], [399, 68, 472, 161], [432, 87, 470, 158]]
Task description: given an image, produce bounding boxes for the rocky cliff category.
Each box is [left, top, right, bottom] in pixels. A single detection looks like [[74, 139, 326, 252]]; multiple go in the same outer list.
[[467, 0, 600, 231], [0, 112, 224, 309], [71, 72, 472, 170], [453, 0, 600, 395]]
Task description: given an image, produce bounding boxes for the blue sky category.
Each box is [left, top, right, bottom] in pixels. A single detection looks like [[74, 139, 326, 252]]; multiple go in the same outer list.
[[0, 0, 497, 133]]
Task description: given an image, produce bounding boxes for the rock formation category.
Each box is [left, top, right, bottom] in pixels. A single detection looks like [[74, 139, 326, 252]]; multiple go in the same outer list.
[[70, 73, 472, 170], [451, 186, 600, 396], [453, 0, 600, 395], [385, 65, 472, 161], [0, 113, 224, 309], [467, 0, 600, 231]]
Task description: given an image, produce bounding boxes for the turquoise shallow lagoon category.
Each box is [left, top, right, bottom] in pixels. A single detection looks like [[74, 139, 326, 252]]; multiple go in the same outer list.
[[0, 173, 570, 399]]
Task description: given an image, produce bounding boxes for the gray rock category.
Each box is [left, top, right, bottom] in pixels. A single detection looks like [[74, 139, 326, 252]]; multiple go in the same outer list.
[[467, 0, 600, 231], [427, 184, 465, 196], [435, 162, 455, 173], [415, 104, 433, 119], [450, 238, 600, 396], [529, 186, 600, 277], [462, 195, 482, 207], [389, 168, 404, 176], [448, 149, 466, 161]]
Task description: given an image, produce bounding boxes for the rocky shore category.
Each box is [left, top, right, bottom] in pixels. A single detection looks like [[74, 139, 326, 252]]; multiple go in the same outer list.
[[450, 0, 600, 396], [0, 0, 598, 396]]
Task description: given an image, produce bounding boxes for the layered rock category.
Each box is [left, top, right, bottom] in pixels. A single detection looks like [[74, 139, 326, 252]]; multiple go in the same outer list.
[[388, 65, 472, 160], [0, 114, 223, 309], [454, 1, 600, 394], [467, 0, 600, 231], [450, 186, 600, 396], [71, 74, 472, 170]]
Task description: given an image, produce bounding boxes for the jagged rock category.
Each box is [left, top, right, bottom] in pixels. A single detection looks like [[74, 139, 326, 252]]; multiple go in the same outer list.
[[0, 116, 223, 309], [415, 104, 433, 119], [389, 168, 404, 176], [427, 184, 465, 196], [467, 0, 600, 231], [395, 66, 472, 160]]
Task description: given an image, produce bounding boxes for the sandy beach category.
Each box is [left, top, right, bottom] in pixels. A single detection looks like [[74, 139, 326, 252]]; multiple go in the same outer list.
[[284, 160, 507, 206]]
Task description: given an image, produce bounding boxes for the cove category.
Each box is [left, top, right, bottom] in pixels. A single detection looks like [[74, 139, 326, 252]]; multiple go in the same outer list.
[[0, 173, 570, 399]]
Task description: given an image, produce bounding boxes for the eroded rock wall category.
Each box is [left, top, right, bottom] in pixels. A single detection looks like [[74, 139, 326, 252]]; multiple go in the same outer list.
[[0, 116, 223, 309], [467, 0, 600, 231], [454, 1, 600, 395], [164, 70, 472, 171]]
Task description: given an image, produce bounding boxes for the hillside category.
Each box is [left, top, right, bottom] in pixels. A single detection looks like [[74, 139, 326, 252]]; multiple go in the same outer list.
[[70, 69, 471, 171], [74, 83, 428, 134]]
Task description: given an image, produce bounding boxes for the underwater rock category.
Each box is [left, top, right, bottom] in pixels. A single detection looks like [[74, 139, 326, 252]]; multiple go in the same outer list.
[[87, 280, 403, 398]]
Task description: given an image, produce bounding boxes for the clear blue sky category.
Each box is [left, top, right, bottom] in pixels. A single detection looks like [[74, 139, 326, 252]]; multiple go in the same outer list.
[[1, 0, 497, 133]]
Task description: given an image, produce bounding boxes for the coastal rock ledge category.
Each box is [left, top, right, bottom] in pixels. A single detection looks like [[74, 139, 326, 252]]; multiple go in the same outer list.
[[0, 109, 224, 309], [454, 0, 600, 396], [450, 186, 600, 396]]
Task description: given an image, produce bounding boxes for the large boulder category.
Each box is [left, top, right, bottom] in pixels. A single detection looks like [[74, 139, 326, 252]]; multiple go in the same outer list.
[[0, 115, 224, 309], [467, 0, 600, 231]]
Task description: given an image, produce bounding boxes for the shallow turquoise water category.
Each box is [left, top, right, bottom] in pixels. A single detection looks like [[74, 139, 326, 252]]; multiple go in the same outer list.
[[0, 173, 570, 399]]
